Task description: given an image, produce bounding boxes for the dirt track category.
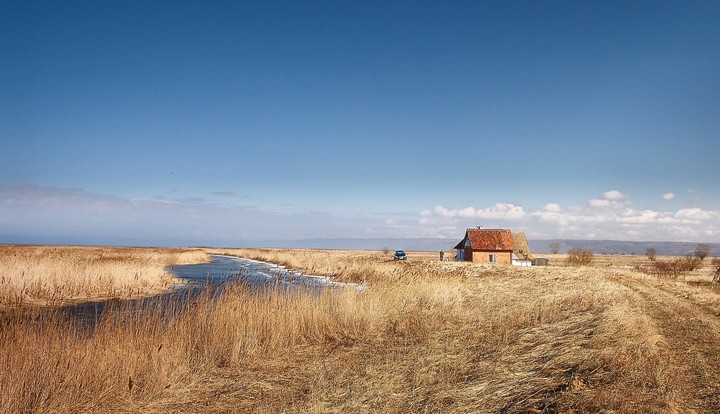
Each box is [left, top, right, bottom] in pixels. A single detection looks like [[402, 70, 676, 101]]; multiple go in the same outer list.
[[612, 272, 720, 413]]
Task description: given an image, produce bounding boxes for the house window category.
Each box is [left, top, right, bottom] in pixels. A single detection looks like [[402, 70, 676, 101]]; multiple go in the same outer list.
[[488, 254, 496, 264]]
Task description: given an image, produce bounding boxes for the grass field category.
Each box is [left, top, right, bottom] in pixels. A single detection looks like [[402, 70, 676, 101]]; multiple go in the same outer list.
[[1, 246, 719, 412]]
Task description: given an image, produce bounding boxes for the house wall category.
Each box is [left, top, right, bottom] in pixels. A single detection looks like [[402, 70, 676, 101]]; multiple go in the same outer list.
[[471, 250, 512, 265]]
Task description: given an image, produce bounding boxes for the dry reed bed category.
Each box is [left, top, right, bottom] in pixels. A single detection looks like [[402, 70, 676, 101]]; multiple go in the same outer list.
[[0, 245, 209, 306], [0, 247, 694, 413]]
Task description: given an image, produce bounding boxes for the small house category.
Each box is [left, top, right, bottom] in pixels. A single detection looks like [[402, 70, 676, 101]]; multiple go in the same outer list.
[[454, 228, 535, 266], [453, 228, 515, 264]]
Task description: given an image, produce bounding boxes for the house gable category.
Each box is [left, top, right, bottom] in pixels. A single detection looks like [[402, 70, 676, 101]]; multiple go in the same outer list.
[[511, 232, 534, 260]]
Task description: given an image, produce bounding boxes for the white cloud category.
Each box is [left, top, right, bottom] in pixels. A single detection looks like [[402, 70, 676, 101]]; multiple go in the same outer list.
[[675, 208, 713, 221], [421, 189, 720, 242], [428, 203, 526, 220], [544, 203, 561, 212], [662, 192, 675, 201], [588, 198, 610, 207], [603, 190, 626, 200], [458, 206, 477, 218], [482, 203, 527, 220], [588, 189, 630, 209], [432, 205, 451, 217]]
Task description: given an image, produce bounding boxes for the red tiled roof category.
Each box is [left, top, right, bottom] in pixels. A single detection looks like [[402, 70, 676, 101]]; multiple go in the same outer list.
[[466, 229, 515, 251]]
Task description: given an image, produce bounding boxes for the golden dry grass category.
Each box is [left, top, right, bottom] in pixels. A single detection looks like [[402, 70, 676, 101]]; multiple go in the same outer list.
[[1, 246, 719, 413], [0, 245, 209, 306]]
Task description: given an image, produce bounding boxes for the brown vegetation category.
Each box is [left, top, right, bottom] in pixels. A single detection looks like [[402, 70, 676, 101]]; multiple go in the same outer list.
[[565, 247, 594, 267], [694, 243, 712, 261], [635, 255, 703, 279], [0, 245, 209, 306], [1, 246, 719, 412]]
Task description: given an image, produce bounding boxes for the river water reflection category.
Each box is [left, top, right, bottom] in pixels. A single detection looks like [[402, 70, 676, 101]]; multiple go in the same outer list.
[[169, 255, 351, 289]]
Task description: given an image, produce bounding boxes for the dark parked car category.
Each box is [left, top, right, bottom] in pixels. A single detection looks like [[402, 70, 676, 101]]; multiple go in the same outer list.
[[393, 250, 407, 260]]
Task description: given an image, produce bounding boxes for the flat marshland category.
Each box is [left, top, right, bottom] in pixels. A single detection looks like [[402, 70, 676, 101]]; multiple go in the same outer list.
[[1, 246, 719, 412], [0, 245, 209, 307]]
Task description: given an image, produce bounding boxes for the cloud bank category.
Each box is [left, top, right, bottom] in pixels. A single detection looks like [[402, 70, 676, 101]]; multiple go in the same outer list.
[[1, 184, 718, 245], [419, 190, 719, 242]]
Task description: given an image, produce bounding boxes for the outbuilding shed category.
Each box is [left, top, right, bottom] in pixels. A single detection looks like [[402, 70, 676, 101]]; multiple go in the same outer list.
[[511, 232, 534, 266]]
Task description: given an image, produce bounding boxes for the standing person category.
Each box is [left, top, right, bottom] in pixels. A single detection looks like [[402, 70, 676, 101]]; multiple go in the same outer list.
[[439, 250, 444, 261]]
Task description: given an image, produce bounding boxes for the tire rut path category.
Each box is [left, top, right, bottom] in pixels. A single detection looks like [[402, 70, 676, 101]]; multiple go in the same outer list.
[[613, 273, 720, 413]]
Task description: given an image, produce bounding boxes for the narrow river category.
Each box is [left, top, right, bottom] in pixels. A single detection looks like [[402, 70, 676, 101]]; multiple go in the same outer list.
[[169, 255, 350, 289], [62, 255, 356, 326]]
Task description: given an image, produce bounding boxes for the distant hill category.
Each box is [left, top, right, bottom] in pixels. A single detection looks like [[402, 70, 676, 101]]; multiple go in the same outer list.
[[528, 239, 720, 256], [248, 238, 458, 252], [5, 235, 716, 256], [7, 230, 717, 257], [240, 238, 719, 257]]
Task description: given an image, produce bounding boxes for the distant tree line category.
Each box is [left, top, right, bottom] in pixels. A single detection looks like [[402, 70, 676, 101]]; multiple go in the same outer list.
[[536, 240, 718, 256], [639, 243, 712, 279]]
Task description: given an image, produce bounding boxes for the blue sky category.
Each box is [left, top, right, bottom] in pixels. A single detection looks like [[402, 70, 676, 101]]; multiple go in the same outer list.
[[2, 1, 719, 246]]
